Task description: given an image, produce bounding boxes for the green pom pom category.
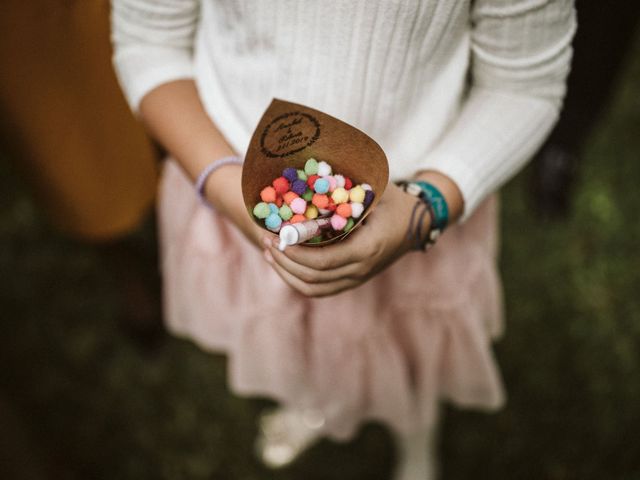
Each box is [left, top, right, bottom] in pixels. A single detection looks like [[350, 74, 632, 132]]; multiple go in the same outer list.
[[302, 188, 314, 201], [308, 235, 323, 244], [344, 217, 355, 232], [253, 202, 270, 219], [304, 158, 319, 175], [297, 169, 308, 181], [279, 204, 293, 221]]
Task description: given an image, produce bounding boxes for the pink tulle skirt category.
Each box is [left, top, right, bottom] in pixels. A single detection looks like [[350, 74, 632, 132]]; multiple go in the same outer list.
[[159, 159, 506, 440]]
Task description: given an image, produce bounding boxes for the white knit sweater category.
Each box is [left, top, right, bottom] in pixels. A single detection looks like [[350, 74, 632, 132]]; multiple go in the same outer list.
[[111, 0, 576, 220]]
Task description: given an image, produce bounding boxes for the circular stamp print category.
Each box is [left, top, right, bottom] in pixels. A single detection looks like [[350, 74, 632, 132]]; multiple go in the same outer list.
[[260, 111, 321, 158]]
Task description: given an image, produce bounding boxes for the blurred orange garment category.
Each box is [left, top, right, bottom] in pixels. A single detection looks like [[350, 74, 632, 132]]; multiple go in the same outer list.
[[0, 0, 157, 241]]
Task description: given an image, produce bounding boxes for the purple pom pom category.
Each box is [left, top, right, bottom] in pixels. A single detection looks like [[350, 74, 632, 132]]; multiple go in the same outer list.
[[291, 179, 307, 195], [283, 167, 298, 183], [363, 190, 375, 208]]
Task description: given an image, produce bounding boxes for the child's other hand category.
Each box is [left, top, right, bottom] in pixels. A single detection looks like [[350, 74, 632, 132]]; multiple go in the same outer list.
[[262, 183, 419, 297]]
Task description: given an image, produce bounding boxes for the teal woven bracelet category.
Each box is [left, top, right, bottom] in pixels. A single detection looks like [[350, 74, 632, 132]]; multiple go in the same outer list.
[[414, 181, 449, 229]]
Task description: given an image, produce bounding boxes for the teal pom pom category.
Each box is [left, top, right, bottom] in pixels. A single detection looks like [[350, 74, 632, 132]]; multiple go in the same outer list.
[[314, 178, 330, 194], [265, 213, 282, 231], [268, 203, 279, 214], [253, 202, 270, 219]]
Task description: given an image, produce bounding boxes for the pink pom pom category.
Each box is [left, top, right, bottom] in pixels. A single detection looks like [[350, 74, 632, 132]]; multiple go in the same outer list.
[[330, 214, 347, 231], [325, 176, 337, 192], [290, 197, 307, 214]]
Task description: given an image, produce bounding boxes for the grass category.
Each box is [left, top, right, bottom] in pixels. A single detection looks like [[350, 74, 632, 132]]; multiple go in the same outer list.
[[1, 32, 639, 480]]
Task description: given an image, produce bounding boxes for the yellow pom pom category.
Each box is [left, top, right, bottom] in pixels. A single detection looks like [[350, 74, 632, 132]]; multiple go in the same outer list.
[[349, 185, 366, 203], [305, 205, 319, 219], [331, 187, 349, 204]]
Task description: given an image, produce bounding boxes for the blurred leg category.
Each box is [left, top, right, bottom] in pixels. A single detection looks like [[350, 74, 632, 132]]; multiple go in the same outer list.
[[532, 2, 640, 218], [0, 0, 162, 341]]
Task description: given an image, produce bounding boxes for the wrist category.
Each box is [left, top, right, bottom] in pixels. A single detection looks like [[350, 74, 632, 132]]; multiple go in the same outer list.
[[414, 170, 464, 224]]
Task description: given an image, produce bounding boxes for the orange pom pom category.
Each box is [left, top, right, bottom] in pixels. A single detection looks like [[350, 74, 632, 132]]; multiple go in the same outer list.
[[290, 214, 306, 224], [260, 186, 276, 203], [283, 191, 299, 205], [312, 193, 329, 209], [274, 195, 284, 207], [336, 203, 352, 218]]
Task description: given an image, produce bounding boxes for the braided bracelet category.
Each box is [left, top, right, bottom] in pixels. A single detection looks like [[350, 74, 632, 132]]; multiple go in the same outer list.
[[195, 155, 244, 206], [397, 180, 446, 251]]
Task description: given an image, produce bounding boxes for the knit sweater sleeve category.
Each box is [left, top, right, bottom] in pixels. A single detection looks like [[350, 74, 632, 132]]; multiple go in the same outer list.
[[110, 0, 200, 112], [419, 0, 576, 221]]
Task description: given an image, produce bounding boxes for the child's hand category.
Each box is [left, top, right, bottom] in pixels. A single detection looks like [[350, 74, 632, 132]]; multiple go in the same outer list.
[[262, 183, 421, 297]]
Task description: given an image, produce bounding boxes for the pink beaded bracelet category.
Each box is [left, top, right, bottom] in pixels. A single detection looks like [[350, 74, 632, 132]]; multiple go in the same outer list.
[[195, 155, 244, 206]]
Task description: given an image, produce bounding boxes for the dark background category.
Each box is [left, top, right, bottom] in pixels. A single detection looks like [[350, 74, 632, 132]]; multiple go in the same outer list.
[[1, 5, 639, 480]]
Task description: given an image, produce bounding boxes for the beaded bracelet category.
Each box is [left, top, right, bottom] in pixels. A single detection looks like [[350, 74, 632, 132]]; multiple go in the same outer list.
[[195, 155, 244, 206]]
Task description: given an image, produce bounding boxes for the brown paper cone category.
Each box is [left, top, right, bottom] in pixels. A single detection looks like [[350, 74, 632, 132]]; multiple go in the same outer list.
[[242, 99, 389, 245]]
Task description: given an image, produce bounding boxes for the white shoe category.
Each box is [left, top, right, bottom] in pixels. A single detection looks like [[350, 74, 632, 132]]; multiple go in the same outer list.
[[255, 407, 326, 469]]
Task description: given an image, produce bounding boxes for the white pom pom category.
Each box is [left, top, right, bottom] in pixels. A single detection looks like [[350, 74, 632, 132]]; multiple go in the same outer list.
[[350, 202, 364, 218], [317, 161, 332, 177], [318, 208, 332, 216], [334, 174, 345, 188], [361, 183, 372, 191]]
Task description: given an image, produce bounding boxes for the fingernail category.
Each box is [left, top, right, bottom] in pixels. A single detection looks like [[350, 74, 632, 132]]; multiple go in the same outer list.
[[263, 249, 273, 263]]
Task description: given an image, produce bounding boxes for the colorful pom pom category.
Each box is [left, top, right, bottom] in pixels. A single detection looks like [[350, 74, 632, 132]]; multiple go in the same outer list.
[[336, 203, 352, 218], [349, 185, 365, 203], [297, 169, 308, 181], [268, 203, 279, 214], [279, 204, 293, 221], [318, 208, 331, 216], [331, 187, 349, 204], [308, 235, 323, 244], [265, 213, 282, 231], [260, 186, 276, 203], [325, 175, 337, 192], [290, 197, 307, 215], [283, 191, 299, 205], [312, 194, 329, 209], [334, 174, 345, 188], [272, 176, 290, 195], [282, 167, 298, 183], [290, 214, 306, 224], [344, 217, 355, 232], [291, 179, 307, 195], [330, 214, 347, 231], [305, 205, 319, 219], [302, 188, 314, 201], [306, 174, 320, 189], [275, 195, 284, 207], [344, 177, 353, 190], [317, 161, 332, 177], [314, 178, 330, 194], [253, 202, 270, 219], [361, 183, 372, 191], [363, 190, 375, 207], [304, 158, 319, 175], [350, 202, 364, 219]]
